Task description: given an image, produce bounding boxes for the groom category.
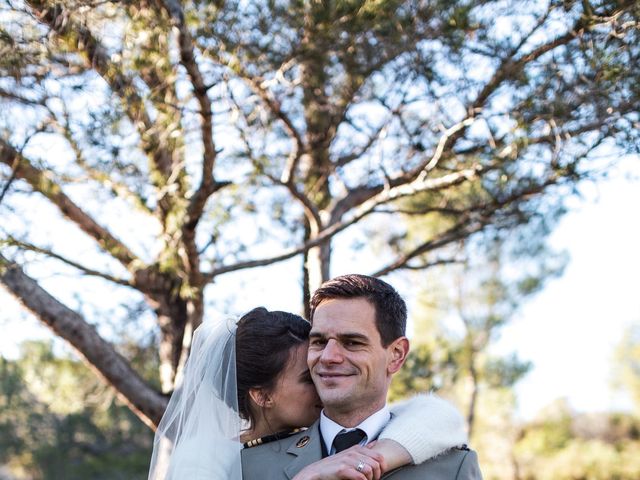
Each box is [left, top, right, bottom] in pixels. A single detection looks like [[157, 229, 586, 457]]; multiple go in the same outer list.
[[242, 274, 482, 479]]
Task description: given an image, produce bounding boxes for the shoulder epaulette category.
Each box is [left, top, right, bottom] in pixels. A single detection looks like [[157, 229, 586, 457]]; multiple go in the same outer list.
[[243, 428, 307, 449]]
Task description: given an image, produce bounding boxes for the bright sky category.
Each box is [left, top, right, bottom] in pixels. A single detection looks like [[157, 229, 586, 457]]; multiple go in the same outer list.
[[1, 155, 638, 420], [496, 154, 640, 418]]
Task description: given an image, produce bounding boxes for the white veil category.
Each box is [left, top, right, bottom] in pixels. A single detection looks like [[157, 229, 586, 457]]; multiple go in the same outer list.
[[148, 319, 242, 480]]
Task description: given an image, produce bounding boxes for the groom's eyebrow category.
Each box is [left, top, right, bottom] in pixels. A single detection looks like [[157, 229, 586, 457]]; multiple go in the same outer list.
[[338, 333, 368, 342], [309, 331, 369, 342]]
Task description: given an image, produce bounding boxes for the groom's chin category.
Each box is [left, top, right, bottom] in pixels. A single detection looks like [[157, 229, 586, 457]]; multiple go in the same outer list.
[[317, 390, 352, 409]]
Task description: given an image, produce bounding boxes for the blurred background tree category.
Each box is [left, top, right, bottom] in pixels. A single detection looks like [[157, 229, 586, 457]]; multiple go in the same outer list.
[[389, 219, 561, 478], [0, 341, 153, 479], [613, 323, 640, 416], [513, 399, 640, 480]]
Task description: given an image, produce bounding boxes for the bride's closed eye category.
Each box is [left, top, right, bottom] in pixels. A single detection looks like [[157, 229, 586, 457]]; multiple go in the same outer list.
[[299, 370, 314, 384]]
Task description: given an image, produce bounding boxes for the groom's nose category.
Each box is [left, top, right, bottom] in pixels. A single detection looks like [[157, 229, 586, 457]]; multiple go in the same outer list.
[[319, 339, 344, 364]]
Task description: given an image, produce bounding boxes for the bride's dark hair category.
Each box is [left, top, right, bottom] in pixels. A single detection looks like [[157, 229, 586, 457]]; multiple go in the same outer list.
[[235, 307, 310, 427]]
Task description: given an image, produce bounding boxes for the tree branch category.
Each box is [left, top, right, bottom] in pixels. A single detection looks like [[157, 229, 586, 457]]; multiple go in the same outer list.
[[0, 139, 140, 268], [159, 0, 226, 216], [334, 122, 387, 169], [331, 116, 477, 221], [205, 165, 484, 278], [0, 255, 167, 429], [355, 7, 628, 211], [227, 87, 322, 228], [204, 49, 306, 175], [0, 87, 47, 107], [391, 12, 590, 191], [372, 217, 485, 277], [268, 173, 323, 228], [0, 145, 20, 207], [28, 1, 175, 180], [50, 109, 154, 215], [373, 171, 569, 276], [5, 236, 133, 287], [158, 0, 230, 295], [401, 258, 461, 270]]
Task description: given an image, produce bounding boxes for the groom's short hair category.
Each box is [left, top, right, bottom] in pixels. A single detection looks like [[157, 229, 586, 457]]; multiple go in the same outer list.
[[309, 274, 407, 347]]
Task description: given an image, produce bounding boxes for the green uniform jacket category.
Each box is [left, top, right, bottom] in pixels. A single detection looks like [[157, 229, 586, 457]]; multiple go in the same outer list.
[[241, 421, 482, 480]]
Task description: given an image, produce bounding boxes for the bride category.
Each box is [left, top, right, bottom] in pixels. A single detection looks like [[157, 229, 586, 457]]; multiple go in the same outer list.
[[148, 308, 468, 480]]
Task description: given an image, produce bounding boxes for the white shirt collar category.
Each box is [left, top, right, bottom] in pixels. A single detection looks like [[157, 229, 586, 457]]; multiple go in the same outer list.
[[320, 405, 391, 455]]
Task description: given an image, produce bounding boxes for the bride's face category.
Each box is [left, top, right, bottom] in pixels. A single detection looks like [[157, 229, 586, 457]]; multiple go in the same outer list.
[[267, 342, 323, 431]]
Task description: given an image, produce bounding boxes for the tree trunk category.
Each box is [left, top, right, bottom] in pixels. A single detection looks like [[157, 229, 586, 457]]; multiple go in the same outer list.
[[302, 217, 332, 313], [467, 354, 479, 439], [298, 3, 334, 304], [134, 268, 191, 393], [155, 300, 187, 394], [302, 221, 312, 319], [306, 238, 331, 298]]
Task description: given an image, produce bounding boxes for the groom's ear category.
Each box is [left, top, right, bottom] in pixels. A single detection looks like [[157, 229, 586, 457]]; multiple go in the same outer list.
[[386, 337, 409, 375], [248, 388, 273, 408]]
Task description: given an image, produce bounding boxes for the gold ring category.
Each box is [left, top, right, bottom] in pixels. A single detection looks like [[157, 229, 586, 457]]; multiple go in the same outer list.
[[356, 460, 366, 473]]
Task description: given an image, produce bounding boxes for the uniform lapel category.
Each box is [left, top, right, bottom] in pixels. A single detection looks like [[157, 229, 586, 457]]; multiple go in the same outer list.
[[282, 415, 398, 479], [284, 421, 324, 480]]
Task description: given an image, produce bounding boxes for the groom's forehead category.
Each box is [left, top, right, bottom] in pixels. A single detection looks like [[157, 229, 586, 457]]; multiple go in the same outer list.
[[309, 301, 379, 340], [310, 317, 376, 335], [311, 297, 376, 319]]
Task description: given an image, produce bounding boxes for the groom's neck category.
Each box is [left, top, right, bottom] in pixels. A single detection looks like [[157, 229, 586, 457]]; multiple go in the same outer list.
[[323, 399, 386, 428]]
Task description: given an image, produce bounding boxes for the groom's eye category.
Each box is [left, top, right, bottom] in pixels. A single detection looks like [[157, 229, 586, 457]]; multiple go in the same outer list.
[[309, 338, 326, 347]]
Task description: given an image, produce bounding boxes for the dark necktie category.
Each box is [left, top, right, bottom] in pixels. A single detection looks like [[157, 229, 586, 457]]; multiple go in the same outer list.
[[332, 428, 366, 453]]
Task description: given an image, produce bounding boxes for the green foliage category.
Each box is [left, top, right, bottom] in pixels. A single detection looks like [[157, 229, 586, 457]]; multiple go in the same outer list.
[[0, 342, 152, 479], [388, 226, 558, 456], [516, 400, 575, 455], [614, 323, 640, 414], [515, 402, 640, 480], [389, 341, 461, 401], [483, 354, 532, 389]]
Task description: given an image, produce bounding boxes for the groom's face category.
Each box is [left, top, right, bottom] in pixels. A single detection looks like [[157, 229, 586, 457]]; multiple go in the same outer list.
[[307, 297, 393, 419]]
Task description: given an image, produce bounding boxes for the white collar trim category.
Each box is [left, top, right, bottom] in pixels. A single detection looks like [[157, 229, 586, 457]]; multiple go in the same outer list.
[[320, 405, 391, 455]]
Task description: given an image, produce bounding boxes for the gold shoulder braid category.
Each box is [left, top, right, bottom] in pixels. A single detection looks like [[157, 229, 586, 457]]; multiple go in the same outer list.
[[242, 428, 307, 449]]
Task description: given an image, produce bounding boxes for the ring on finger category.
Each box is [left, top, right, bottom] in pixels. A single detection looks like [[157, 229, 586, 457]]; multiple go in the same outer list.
[[356, 460, 366, 473]]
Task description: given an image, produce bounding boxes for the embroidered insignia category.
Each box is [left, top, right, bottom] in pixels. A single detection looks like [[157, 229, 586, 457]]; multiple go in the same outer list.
[[242, 428, 307, 449], [296, 436, 310, 448]]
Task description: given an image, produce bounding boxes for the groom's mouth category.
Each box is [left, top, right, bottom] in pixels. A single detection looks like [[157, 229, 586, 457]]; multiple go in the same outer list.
[[315, 371, 354, 380]]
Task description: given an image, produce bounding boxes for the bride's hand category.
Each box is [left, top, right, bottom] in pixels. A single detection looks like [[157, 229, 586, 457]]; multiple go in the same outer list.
[[365, 439, 412, 470], [291, 446, 387, 480]]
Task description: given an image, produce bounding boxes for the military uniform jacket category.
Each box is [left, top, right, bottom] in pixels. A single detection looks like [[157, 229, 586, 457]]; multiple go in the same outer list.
[[241, 420, 482, 480]]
